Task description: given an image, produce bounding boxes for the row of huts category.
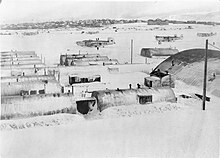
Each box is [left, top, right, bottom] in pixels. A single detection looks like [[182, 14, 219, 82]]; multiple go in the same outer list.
[[1, 49, 177, 119], [1, 51, 59, 97], [60, 53, 119, 66]]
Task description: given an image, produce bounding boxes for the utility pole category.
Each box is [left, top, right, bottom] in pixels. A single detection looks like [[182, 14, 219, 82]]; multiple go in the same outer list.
[[202, 39, 208, 110], [131, 39, 133, 64], [169, 74, 172, 88], [10, 51, 12, 76]]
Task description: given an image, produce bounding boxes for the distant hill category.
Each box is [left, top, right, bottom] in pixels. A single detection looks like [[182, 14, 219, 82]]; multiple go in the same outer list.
[[167, 11, 220, 22]]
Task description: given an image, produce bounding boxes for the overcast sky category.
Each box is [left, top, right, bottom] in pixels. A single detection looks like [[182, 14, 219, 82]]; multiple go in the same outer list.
[[0, 0, 220, 24]]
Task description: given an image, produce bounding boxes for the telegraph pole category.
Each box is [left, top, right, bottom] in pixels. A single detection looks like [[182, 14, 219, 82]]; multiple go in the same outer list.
[[202, 39, 208, 110], [131, 39, 133, 64]]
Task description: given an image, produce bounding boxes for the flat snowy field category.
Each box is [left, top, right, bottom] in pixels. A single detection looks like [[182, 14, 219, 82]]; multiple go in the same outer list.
[[1, 23, 220, 65]]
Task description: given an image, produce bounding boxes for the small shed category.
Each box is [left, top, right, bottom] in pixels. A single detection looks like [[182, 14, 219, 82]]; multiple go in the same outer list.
[[144, 76, 161, 88]]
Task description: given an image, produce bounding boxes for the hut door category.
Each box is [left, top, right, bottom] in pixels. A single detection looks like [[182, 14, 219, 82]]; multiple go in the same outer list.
[[145, 80, 153, 87], [149, 81, 152, 87], [69, 76, 80, 85]]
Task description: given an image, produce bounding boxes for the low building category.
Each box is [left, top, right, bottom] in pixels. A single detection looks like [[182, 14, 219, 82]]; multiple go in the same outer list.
[[1, 79, 61, 96], [1, 50, 45, 69], [148, 19, 169, 25], [140, 48, 179, 63], [1, 93, 77, 119], [60, 53, 101, 65], [59, 53, 118, 66], [144, 75, 175, 88], [148, 69, 175, 88], [91, 87, 176, 112], [1, 75, 55, 83], [144, 76, 161, 88]]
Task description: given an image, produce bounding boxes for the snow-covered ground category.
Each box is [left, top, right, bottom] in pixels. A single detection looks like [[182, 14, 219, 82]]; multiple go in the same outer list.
[[1, 23, 220, 158], [1, 23, 220, 66], [1, 80, 219, 158]]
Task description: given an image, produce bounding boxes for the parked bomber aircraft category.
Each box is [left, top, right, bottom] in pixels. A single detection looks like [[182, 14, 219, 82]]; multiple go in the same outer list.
[[76, 37, 115, 50]]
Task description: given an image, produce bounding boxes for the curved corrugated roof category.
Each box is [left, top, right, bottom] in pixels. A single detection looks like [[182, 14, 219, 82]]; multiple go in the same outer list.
[[153, 48, 220, 74], [141, 48, 179, 58], [92, 87, 176, 111]]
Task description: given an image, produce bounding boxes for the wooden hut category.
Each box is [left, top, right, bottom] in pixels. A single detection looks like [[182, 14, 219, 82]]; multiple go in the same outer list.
[[144, 76, 161, 88]]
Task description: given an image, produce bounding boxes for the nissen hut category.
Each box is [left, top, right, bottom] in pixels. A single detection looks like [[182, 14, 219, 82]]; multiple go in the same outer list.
[[91, 87, 176, 112], [1, 79, 61, 96], [141, 48, 179, 58]]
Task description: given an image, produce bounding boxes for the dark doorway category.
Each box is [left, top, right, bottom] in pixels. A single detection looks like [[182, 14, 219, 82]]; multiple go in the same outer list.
[[76, 100, 96, 114]]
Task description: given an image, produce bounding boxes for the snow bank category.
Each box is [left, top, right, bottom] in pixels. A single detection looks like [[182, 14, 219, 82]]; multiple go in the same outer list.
[[1, 106, 218, 158], [0, 114, 84, 131], [99, 102, 182, 119], [1, 82, 219, 157], [1, 102, 182, 131]]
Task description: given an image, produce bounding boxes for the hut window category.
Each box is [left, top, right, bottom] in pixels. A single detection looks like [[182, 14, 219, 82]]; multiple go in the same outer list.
[[139, 95, 152, 104], [94, 76, 101, 82], [30, 90, 37, 95], [69, 75, 101, 84], [39, 89, 45, 94], [20, 90, 29, 96], [69, 76, 81, 85], [88, 77, 94, 82], [81, 78, 88, 83]]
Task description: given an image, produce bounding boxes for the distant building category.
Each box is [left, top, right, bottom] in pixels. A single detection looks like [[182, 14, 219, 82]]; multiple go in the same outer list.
[[0, 50, 45, 69], [148, 19, 169, 25], [60, 53, 118, 66], [169, 20, 186, 24], [1, 78, 62, 96], [140, 48, 179, 63], [186, 20, 196, 24]]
